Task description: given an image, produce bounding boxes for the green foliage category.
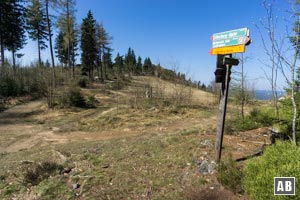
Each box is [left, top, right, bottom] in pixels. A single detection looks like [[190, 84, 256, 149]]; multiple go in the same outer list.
[[2, 0, 26, 65], [78, 77, 89, 88], [26, 0, 48, 64], [55, 31, 68, 65], [58, 86, 86, 108], [56, 0, 78, 69], [86, 95, 97, 108], [23, 161, 63, 186], [217, 156, 244, 194], [0, 76, 20, 97], [124, 47, 137, 75], [67, 87, 86, 107], [243, 142, 300, 199], [226, 108, 276, 133], [80, 10, 97, 78], [108, 80, 125, 90]]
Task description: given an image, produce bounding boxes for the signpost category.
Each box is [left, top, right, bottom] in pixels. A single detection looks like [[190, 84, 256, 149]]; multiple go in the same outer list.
[[210, 28, 251, 163], [210, 45, 245, 55]]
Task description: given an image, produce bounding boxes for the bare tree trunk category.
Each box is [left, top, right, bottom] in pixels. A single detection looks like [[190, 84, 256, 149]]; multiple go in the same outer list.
[[45, 0, 56, 87], [38, 38, 41, 67], [12, 48, 16, 75], [0, 34, 4, 67]]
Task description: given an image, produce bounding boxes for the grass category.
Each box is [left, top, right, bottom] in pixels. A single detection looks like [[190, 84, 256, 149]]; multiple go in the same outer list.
[[0, 131, 216, 199], [0, 75, 260, 199]]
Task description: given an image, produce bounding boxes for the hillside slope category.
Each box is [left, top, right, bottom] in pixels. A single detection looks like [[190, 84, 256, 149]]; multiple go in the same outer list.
[[0, 76, 268, 199]]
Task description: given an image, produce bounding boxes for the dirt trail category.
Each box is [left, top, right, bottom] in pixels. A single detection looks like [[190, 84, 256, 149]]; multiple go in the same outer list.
[[0, 100, 269, 159], [0, 101, 63, 152]]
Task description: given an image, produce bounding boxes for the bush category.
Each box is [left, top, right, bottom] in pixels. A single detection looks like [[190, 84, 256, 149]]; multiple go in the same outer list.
[[217, 156, 244, 194], [58, 86, 86, 108], [226, 108, 276, 133], [86, 95, 97, 108], [78, 77, 89, 88], [23, 161, 63, 186], [243, 141, 300, 199], [68, 87, 86, 107], [0, 77, 20, 97]]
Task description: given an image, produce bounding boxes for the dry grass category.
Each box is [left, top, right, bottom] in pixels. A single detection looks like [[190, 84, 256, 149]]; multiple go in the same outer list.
[[0, 76, 262, 199]]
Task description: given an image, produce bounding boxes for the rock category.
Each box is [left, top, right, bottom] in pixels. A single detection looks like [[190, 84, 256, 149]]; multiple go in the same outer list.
[[208, 161, 216, 174], [200, 139, 212, 147], [198, 160, 209, 174], [73, 183, 80, 190]]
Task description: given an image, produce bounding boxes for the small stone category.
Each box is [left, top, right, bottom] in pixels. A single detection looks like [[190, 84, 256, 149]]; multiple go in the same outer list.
[[73, 183, 80, 190], [200, 139, 211, 147], [208, 161, 216, 174], [198, 160, 209, 174]]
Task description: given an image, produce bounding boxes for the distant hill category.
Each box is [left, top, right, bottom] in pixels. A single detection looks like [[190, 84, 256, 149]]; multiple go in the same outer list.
[[255, 90, 285, 100]]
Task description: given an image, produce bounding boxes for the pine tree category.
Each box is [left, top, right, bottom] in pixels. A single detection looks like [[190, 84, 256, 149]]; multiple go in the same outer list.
[[55, 31, 68, 66], [80, 10, 97, 78], [57, 0, 77, 77], [0, 0, 12, 66], [103, 47, 113, 78], [124, 47, 136, 75], [3, 0, 26, 69], [143, 57, 152, 75], [0, 0, 26, 67], [136, 56, 142, 75], [114, 53, 124, 78], [26, 0, 48, 67]]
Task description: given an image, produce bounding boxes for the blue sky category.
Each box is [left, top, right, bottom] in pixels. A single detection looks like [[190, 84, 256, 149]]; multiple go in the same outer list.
[[19, 0, 293, 90]]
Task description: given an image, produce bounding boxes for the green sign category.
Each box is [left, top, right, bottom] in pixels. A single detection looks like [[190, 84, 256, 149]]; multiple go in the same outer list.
[[212, 27, 249, 41], [212, 36, 249, 48]]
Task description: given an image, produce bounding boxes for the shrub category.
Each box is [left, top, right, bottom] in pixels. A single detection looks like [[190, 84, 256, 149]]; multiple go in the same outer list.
[[242, 141, 300, 199], [86, 95, 97, 108], [23, 161, 63, 186], [217, 156, 244, 194], [68, 87, 86, 107], [0, 77, 20, 97], [226, 108, 276, 133], [78, 77, 89, 88], [58, 86, 86, 108]]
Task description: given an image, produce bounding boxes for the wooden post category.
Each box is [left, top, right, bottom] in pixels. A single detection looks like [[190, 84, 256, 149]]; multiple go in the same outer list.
[[215, 54, 232, 163]]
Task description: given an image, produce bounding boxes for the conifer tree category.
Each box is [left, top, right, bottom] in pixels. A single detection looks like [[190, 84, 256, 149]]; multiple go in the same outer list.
[[3, 0, 26, 69], [80, 10, 97, 78], [0, 0, 26, 67], [26, 0, 48, 67], [143, 57, 152, 75], [57, 0, 77, 77], [114, 53, 124, 78], [55, 30, 68, 66], [124, 47, 136, 75], [136, 56, 142, 75]]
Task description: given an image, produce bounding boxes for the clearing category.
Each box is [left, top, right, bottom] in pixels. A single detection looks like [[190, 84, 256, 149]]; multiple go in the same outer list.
[[0, 76, 270, 199]]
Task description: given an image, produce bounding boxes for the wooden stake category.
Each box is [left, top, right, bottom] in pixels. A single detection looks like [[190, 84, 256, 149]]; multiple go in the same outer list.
[[215, 54, 232, 163]]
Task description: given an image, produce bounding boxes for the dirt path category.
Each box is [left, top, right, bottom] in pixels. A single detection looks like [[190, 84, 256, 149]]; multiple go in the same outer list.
[[0, 100, 269, 160]]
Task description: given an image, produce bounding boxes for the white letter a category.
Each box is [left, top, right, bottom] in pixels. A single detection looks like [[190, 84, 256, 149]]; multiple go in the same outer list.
[[277, 181, 284, 191]]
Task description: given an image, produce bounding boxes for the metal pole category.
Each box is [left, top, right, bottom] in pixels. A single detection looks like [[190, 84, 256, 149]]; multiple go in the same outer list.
[[215, 54, 232, 163]]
